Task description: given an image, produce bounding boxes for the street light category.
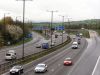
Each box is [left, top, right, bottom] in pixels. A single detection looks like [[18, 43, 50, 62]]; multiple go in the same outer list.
[[4, 13, 10, 28], [16, 16, 21, 25], [3, 13, 10, 45], [59, 15, 65, 43], [47, 10, 58, 47], [67, 17, 71, 33], [16, 0, 32, 59], [16, 16, 21, 31]]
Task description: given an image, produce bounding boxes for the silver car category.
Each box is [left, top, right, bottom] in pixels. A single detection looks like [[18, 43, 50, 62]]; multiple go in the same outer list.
[[34, 63, 47, 73]]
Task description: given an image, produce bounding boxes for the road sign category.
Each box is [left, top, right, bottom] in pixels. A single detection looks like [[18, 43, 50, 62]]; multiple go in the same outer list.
[[55, 26, 64, 30]]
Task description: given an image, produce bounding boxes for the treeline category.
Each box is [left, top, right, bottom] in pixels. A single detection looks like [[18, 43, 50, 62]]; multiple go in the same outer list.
[[32, 19, 100, 30], [0, 16, 31, 46], [65, 19, 100, 29]]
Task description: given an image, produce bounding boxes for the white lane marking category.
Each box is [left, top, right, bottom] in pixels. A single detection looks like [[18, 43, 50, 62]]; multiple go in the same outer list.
[[67, 39, 93, 75], [91, 56, 100, 75]]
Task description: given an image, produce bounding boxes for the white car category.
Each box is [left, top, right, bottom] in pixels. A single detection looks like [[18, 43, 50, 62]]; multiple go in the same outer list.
[[34, 63, 47, 73], [50, 42, 55, 46], [63, 31, 65, 34], [72, 42, 78, 49], [5, 50, 16, 60], [35, 43, 41, 48], [10, 65, 23, 75]]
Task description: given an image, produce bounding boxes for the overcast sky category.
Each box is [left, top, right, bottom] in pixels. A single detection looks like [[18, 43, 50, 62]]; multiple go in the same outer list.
[[0, 0, 100, 22]]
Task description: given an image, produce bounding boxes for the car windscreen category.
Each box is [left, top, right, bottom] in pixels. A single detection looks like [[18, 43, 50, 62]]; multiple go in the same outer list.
[[65, 58, 71, 61], [37, 65, 45, 68], [13, 66, 21, 69]]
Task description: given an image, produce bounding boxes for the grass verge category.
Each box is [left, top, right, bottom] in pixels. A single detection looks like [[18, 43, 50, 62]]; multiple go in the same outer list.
[[66, 29, 90, 38], [95, 30, 100, 35], [12, 38, 33, 46]]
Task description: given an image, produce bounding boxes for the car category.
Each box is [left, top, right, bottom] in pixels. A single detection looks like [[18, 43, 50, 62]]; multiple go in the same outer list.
[[78, 40, 81, 44], [10, 65, 23, 75], [71, 42, 78, 49], [73, 37, 76, 39], [42, 40, 49, 49], [63, 31, 65, 34], [35, 43, 41, 48], [63, 58, 72, 66], [50, 42, 55, 46], [5, 50, 16, 60], [34, 63, 47, 73], [55, 34, 58, 38]]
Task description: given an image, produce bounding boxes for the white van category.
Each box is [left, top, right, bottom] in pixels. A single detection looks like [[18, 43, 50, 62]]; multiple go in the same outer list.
[[5, 50, 16, 60], [72, 42, 78, 49]]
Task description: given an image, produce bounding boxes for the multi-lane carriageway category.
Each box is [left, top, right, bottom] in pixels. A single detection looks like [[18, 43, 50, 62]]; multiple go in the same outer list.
[[3, 30, 100, 75], [0, 32, 67, 64]]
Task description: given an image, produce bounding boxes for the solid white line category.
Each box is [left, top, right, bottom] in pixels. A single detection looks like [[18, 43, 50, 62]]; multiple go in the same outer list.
[[91, 56, 100, 75]]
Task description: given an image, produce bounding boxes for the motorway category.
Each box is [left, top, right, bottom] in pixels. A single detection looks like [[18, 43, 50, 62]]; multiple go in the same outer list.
[[19, 34, 87, 75], [5, 30, 100, 75], [4, 30, 100, 75], [67, 30, 100, 75], [0, 32, 67, 65], [0, 32, 43, 64], [3, 32, 88, 75]]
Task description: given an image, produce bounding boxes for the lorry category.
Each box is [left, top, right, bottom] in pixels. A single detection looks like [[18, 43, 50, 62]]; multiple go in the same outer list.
[[42, 40, 49, 49], [5, 50, 16, 60]]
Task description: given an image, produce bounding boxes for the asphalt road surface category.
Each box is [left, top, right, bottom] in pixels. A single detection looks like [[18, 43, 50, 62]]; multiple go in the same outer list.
[[3, 32, 88, 75], [68, 30, 100, 75], [0, 32, 67, 65]]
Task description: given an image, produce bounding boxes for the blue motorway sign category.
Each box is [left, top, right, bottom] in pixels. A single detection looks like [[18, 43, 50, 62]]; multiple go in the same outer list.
[[55, 26, 64, 30]]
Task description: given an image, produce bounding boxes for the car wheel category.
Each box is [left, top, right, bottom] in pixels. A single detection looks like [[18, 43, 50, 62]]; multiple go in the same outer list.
[[21, 69, 23, 73]]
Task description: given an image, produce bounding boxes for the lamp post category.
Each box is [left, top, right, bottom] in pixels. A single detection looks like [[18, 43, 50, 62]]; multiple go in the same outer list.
[[16, 16, 21, 31], [67, 17, 71, 33], [16, 0, 32, 59], [16, 16, 21, 25], [4, 13, 10, 29], [59, 15, 65, 43], [3, 13, 10, 45], [47, 10, 58, 47]]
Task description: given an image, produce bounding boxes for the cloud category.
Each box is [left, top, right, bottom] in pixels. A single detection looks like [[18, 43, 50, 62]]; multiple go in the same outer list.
[[0, 0, 100, 22]]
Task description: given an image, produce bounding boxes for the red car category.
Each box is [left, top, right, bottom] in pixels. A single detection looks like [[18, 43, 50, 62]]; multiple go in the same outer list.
[[64, 58, 72, 66]]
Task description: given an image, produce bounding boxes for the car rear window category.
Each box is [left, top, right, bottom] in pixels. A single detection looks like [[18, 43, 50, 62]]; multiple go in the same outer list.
[[6, 54, 11, 56]]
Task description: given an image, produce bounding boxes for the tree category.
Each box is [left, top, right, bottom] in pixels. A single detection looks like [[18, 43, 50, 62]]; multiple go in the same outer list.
[[1, 16, 14, 25]]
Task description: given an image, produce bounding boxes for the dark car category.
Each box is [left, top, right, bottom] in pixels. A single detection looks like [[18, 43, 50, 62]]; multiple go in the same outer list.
[[55, 34, 58, 38], [78, 40, 81, 44], [10, 65, 23, 75]]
